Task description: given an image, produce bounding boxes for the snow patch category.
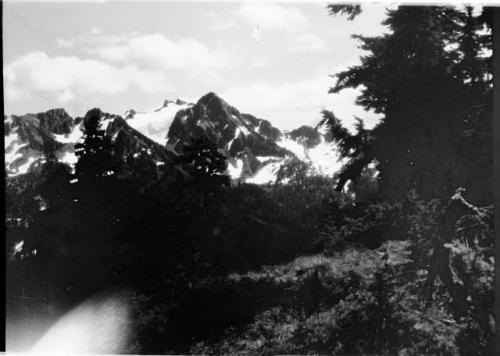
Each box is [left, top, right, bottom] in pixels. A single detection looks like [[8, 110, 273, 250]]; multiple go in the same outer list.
[[11, 157, 36, 176], [227, 158, 244, 179], [126, 103, 191, 144], [100, 118, 114, 131], [246, 160, 283, 185], [307, 140, 343, 176], [14, 240, 24, 254], [5, 141, 27, 165], [5, 129, 19, 148], [276, 136, 343, 178], [277, 137, 307, 160], [239, 125, 250, 136], [60, 151, 78, 167], [54, 125, 83, 144], [255, 156, 281, 163]]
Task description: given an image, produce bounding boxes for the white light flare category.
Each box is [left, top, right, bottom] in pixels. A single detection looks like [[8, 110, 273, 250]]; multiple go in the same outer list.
[[8, 290, 134, 355]]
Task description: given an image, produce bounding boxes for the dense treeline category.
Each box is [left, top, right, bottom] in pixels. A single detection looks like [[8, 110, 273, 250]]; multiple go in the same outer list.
[[6, 5, 493, 355]]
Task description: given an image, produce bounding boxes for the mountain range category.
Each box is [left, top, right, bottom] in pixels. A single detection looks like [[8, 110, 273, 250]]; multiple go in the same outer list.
[[4, 92, 343, 184]]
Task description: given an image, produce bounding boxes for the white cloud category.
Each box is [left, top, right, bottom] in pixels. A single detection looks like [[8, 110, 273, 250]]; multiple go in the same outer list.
[[99, 34, 227, 71], [57, 32, 229, 73], [287, 33, 329, 53], [5, 28, 232, 113], [4, 51, 172, 104], [56, 31, 138, 49], [222, 74, 381, 132], [237, 3, 308, 33]]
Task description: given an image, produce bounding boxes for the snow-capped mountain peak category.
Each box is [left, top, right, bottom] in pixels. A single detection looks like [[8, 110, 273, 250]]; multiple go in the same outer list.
[[4, 93, 343, 185]]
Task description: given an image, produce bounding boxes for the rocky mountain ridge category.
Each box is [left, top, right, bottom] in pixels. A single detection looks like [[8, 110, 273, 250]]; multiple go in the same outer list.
[[4, 92, 343, 183]]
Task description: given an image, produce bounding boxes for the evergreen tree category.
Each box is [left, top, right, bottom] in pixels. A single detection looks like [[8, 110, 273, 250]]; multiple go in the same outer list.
[[319, 110, 376, 192], [74, 108, 118, 184], [329, 6, 492, 203], [174, 137, 230, 188]]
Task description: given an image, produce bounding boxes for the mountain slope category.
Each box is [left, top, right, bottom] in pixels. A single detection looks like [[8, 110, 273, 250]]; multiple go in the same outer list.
[[5, 109, 79, 176]]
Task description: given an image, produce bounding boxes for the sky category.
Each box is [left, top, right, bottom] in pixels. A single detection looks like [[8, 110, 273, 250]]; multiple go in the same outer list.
[[3, 1, 390, 131]]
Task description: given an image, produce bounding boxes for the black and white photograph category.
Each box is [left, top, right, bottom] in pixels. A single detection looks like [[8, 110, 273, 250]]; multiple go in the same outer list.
[[4, 1, 495, 354]]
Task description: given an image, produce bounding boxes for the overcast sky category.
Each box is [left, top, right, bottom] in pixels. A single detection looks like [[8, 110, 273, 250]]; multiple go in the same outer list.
[[4, 1, 389, 131]]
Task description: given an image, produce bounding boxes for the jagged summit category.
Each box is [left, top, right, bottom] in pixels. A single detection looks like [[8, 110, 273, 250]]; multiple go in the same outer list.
[[167, 92, 285, 156], [193, 92, 246, 127], [164, 98, 192, 107], [39, 108, 73, 134], [198, 91, 223, 103]]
